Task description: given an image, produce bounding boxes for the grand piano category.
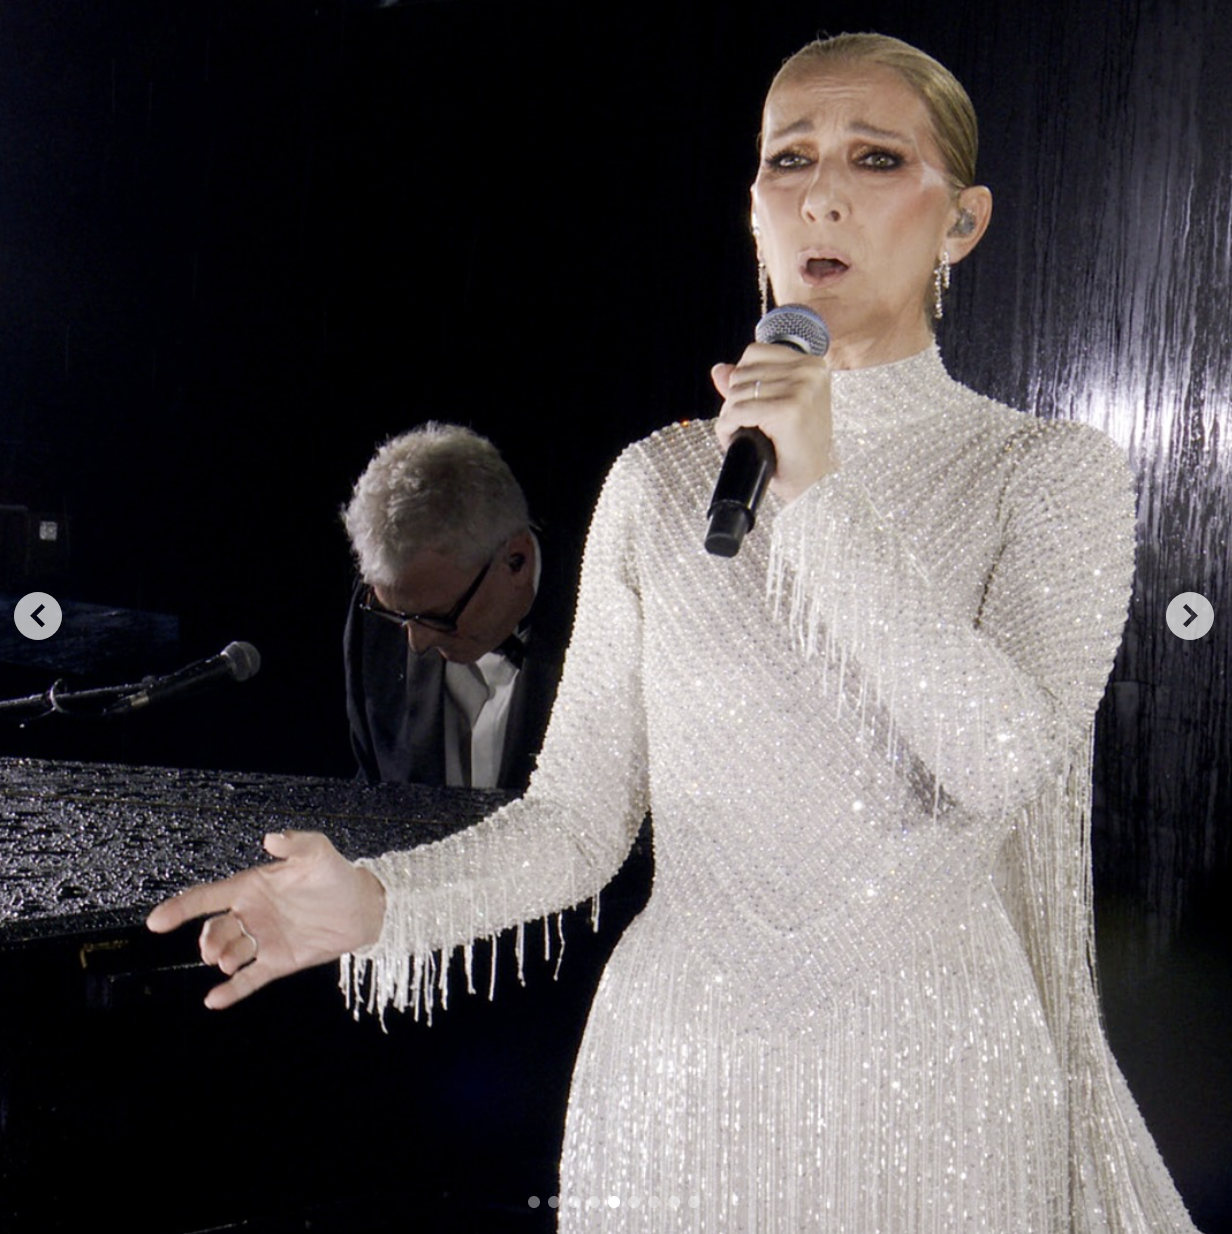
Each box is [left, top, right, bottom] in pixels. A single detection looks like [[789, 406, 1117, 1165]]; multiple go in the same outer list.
[[0, 757, 653, 1232]]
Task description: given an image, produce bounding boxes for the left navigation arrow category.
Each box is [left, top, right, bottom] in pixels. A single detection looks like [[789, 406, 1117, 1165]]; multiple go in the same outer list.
[[13, 592, 63, 641]]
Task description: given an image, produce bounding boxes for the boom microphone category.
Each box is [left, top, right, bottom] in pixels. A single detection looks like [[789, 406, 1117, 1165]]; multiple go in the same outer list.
[[104, 641, 261, 715], [704, 305, 830, 557]]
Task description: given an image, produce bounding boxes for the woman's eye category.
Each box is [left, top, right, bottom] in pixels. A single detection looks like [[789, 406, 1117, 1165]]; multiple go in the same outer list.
[[857, 148, 903, 171], [764, 149, 811, 172]]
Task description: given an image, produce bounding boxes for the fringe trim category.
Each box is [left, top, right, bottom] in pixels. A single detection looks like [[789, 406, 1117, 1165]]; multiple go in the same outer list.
[[766, 485, 946, 822], [767, 482, 929, 667], [340, 891, 604, 1029], [1002, 736, 1198, 1231]]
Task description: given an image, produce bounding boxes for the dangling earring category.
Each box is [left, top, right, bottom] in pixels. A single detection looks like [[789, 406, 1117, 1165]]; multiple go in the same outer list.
[[933, 249, 952, 320], [752, 212, 769, 317]]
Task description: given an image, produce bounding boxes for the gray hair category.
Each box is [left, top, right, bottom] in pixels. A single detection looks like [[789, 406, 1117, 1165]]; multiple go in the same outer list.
[[342, 423, 530, 587]]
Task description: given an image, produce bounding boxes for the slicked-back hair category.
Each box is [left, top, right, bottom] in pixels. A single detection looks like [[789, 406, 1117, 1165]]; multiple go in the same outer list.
[[771, 33, 979, 190]]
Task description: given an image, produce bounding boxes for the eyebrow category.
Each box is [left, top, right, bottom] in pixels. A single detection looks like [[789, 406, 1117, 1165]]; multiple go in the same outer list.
[[764, 118, 914, 146]]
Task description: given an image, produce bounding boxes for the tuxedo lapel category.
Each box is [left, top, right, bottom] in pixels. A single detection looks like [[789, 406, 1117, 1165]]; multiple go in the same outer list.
[[397, 645, 449, 786], [500, 632, 565, 790], [497, 530, 575, 789]]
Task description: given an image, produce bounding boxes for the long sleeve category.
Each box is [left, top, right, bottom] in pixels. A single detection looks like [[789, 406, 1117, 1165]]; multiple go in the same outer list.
[[343, 452, 650, 1021], [768, 417, 1137, 822]]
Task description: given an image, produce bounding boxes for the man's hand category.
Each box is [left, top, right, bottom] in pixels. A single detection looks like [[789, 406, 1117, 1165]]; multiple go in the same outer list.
[[146, 830, 386, 1010]]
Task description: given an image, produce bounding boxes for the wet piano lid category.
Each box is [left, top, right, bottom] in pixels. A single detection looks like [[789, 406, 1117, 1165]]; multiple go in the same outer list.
[[0, 756, 509, 943]]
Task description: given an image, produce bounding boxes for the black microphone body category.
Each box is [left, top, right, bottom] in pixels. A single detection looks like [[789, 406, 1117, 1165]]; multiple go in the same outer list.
[[105, 641, 261, 715], [705, 305, 831, 558], [704, 430, 777, 556]]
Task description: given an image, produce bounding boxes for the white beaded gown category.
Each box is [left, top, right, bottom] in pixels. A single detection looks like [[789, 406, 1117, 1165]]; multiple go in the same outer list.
[[346, 346, 1199, 1232]]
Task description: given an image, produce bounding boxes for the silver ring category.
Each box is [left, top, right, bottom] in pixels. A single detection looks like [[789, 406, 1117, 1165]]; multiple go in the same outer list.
[[754, 380, 762, 401], [233, 911, 258, 962]]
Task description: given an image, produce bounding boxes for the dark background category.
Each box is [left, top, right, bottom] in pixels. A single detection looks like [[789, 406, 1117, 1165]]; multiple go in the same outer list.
[[0, 0, 1228, 1229]]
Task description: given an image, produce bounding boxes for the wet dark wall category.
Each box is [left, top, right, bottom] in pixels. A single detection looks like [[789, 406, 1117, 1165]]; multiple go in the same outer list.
[[0, 0, 1228, 1227]]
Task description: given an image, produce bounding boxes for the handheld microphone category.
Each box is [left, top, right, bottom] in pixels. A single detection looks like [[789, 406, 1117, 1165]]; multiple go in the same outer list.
[[105, 641, 261, 715], [704, 305, 830, 558]]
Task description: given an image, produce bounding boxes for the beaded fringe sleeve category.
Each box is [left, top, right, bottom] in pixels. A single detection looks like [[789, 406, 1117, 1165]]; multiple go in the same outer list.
[[341, 454, 652, 1022]]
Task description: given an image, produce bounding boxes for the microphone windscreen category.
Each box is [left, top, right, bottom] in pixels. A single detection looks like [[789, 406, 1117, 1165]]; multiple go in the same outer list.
[[220, 641, 261, 682], [754, 304, 831, 357]]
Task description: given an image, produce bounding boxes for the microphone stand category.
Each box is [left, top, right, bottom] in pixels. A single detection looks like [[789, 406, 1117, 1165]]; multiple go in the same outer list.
[[1, 679, 166, 724]]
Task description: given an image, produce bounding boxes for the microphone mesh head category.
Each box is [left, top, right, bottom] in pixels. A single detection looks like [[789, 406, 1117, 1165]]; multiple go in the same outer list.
[[754, 304, 830, 357], [221, 641, 262, 681]]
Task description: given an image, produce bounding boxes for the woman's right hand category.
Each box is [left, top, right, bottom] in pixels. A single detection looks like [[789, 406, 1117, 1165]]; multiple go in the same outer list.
[[146, 830, 386, 1009], [711, 342, 837, 504]]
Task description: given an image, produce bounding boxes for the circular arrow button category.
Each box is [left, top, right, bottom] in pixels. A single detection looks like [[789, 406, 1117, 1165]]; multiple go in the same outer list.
[[13, 592, 63, 641], [1165, 591, 1214, 641]]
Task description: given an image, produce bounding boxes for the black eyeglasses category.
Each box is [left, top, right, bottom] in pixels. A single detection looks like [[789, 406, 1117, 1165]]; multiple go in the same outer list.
[[361, 553, 494, 635]]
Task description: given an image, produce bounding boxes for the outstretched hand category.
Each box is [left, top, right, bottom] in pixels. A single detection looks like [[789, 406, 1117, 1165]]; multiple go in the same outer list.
[[146, 830, 386, 1010]]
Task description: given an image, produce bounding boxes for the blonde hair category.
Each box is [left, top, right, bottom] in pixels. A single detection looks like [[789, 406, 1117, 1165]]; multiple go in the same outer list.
[[771, 33, 978, 189]]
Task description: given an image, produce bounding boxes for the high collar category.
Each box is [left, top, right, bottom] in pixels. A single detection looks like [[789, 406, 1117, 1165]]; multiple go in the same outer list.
[[830, 343, 955, 437]]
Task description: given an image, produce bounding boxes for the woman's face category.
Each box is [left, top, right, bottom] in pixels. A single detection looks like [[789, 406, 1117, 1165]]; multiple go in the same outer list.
[[752, 62, 980, 369]]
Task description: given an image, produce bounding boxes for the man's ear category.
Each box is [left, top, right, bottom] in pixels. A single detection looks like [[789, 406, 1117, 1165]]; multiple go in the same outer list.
[[505, 530, 535, 581]]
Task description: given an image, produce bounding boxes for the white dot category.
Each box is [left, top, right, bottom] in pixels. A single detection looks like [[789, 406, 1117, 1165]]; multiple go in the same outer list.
[[608, 1195, 620, 1208]]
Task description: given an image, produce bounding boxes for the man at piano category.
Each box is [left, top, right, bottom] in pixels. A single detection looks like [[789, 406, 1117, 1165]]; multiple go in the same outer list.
[[341, 423, 570, 790]]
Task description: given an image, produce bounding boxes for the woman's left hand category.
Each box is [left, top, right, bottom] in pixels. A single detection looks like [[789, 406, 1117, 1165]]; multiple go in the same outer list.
[[711, 343, 836, 504], [146, 830, 386, 1010]]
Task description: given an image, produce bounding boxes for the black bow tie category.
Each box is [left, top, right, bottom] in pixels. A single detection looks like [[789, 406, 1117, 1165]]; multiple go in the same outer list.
[[495, 632, 526, 670]]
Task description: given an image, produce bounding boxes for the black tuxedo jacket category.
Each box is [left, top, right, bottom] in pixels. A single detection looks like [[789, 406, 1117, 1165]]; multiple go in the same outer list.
[[342, 558, 574, 791]]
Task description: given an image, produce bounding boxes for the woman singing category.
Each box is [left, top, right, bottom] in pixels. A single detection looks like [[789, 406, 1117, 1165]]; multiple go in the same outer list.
[[151, 33, 1199, 1233]]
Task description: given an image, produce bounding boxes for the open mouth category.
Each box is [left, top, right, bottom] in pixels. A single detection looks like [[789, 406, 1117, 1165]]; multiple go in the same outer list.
[[803, 256, 849, 280]]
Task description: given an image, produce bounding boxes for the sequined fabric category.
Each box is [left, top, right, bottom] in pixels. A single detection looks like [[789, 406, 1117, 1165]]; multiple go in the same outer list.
[[346, 346, 1198, 1231]]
